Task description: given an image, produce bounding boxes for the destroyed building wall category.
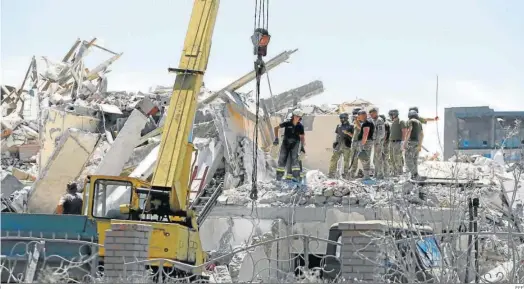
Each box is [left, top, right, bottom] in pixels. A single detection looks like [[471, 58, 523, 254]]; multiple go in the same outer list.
[[28, 129, 100, 214], [213, 101, 275, 188], [224, 100, 272, 151], [444, 106, 524, 160], [40, 109, 101, 170], [95, 109, 147, 176], [201, 206, 461, 255]]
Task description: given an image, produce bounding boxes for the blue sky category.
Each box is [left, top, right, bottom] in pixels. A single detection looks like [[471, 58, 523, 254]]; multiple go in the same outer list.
[[2, 0, 524, 153]]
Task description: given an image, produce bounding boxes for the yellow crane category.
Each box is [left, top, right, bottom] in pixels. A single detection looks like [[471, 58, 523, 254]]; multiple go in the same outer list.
[[82, 0, 271, 275]]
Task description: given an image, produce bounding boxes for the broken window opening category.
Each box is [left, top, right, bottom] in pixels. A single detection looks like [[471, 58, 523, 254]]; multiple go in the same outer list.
[[292, 253, 325, 279], [92, 179, 132, 219]]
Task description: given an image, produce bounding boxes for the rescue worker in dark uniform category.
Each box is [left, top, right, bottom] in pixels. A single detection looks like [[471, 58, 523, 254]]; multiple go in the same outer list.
[[56, 181, 83, 215], [285, 114, 306, 182], [273, 108, 305, 181]]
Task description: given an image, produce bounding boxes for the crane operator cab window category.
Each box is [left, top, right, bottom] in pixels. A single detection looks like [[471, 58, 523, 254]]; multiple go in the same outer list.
[[92, 179, 132, 220]]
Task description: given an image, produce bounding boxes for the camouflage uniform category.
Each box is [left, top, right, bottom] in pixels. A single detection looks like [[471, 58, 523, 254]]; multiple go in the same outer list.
[[405, 118, 423, 177], [388, 118, 405, 176], [328, 121, 353, 178], [369, 116, 386, 179], [382, 119, 391, 177], [355, 142, 373, 179], [348, 124, 361, 178]]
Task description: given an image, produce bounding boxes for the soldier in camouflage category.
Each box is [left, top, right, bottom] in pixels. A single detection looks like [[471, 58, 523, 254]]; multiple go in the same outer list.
[[403, 110, 424, 180], [368, 107, 386, 179], [380, 114, 390, 177], [328, 113, 354, 178], [408, 106, 439, 124], [387, 109, 405, 176]]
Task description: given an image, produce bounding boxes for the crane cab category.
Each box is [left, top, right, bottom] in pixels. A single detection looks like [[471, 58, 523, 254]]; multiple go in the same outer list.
[[82, 175, 207, 274]]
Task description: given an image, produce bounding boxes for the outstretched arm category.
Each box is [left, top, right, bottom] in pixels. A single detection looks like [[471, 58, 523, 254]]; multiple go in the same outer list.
[[273, 126, 279, 138]]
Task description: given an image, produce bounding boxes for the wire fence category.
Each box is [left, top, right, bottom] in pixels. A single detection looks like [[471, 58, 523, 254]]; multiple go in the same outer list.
[[2, 227, 524, 283]]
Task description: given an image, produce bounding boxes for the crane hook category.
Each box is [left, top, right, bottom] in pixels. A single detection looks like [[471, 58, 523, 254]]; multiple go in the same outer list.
[[251, 28, 271, 58]]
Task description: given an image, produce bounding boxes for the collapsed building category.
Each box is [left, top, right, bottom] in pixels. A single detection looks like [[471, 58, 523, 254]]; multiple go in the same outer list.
[[2, 38, 524, 283]]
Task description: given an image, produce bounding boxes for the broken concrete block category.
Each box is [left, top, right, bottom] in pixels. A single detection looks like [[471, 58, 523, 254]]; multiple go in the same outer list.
[[28, 128, 100, 214], [323, 187, 334, 197], [212, 265, 233, 283], [49, 93, 72, 105], [1, 173, 25, 198], [18, 125, 39, 139], [1, 111, 23, 131], [327, 196, 341, 204], [2, 134, 25, 153], [98, 103, 123, 115], [11, 168, 36, 182], [18, 144, 40, 161], [95, 109, 147, 176], [21, 90, 39, 121], [312, 195, 326, 205], [136, 98, 159, 116], [40, 108, 100, 170]]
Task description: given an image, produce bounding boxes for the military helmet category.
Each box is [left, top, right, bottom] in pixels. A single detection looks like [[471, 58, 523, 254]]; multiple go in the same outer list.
[[388, 109, 399, 116], [408, 110, 418, 119], [339, 113, 349, 119], [408, 106, 419, 113], [352, 107, 362, 116], [369, 107, 378, 113], [379, 114, 386, 121], [357, 110, 367, 115], [292, 108, 304, 117]]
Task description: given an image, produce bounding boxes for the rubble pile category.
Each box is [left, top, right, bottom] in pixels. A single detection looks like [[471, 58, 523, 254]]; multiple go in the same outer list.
[[218, 169, 504, 209], [1, 38, 328, 214]]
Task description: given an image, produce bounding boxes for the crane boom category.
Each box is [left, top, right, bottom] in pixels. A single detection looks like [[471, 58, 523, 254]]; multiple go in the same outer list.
[[151, 0, 220, 212]]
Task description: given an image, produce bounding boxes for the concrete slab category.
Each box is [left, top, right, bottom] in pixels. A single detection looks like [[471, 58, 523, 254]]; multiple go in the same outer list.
[[40, 109, 100, 171], [95, 109, 147, 176], [101, 145, 159, 215], [28, 128, 100, 214], [237, 246, 270, 283], [1, 173, 24, 198]]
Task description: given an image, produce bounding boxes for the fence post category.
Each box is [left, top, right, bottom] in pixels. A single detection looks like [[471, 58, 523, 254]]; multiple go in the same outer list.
[[473, 197, 480, 283], [465, 197, 473, 283], [158, 262, 164, 283], [24, 241, 44, 283], [103, 223, 152, 282], [303, 236, 309, 274]]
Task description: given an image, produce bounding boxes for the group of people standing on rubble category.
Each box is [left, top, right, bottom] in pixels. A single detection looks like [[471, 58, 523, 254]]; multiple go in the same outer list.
[[273, 106, 438, 183]]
